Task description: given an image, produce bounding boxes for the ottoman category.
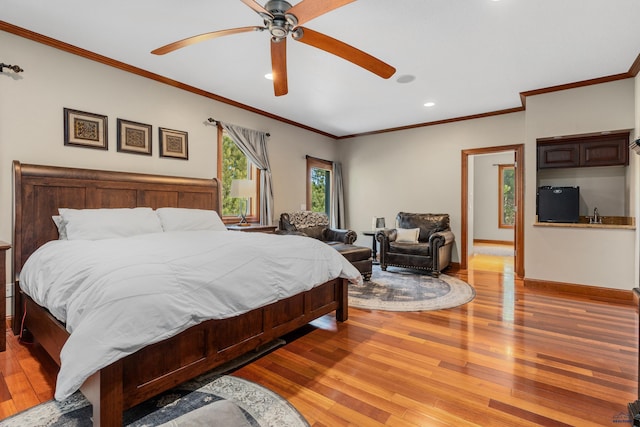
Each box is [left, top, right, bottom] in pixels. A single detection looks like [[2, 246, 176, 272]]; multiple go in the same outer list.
[[328, 243, 373, 281]]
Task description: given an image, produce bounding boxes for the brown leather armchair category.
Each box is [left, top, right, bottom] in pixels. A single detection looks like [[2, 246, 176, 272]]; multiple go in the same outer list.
[[278, 211, 372, 280], [376, 212, 455, 277]]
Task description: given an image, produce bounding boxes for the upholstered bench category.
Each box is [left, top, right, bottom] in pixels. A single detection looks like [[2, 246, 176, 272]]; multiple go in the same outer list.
[[327, 243, 372, 281]]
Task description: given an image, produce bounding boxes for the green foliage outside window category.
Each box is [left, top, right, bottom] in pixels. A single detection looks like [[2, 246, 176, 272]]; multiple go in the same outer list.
[[501, 167, 515, 226], [222, 135, 248, 216], [311, 167, 330, 215]]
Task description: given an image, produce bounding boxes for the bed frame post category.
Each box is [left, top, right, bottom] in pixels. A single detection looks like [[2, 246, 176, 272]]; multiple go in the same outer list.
[[81, 361, 124, 427], [336, 278, 348, 322], [11, 161, 23, 336]]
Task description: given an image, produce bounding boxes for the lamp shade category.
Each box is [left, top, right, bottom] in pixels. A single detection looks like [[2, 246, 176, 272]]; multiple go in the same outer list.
[[371, 216, 385, 230], [230, 179, 255, 198]]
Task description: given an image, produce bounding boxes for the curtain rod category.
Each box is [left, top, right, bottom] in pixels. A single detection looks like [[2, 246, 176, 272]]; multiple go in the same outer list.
[[305, 155, 333, 164], [207, 118, 270, 137]]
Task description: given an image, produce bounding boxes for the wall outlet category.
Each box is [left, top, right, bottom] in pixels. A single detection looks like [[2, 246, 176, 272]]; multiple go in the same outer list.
[[6, 282, 12, 298], [300, 204, 306, 211]]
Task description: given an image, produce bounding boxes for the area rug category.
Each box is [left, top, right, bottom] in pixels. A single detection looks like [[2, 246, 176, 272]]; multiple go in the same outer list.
[[0, 340, 309, 427], [349, 266, 475, 311]]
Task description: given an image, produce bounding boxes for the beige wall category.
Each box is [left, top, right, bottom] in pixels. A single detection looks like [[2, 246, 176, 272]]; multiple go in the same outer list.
[[473, 151, 515, 242], [523, 79, 636, 289], [634, 73, 640, 286], [338, 112, 526, 262], [341, 79, 636, 290], [0, 30, 339, 313]]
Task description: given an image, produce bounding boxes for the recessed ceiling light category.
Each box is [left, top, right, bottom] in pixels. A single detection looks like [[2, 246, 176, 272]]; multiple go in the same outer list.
[[264, 73, 273, 80], [424, 102, 436, 107], [396, 74, 415, 84]]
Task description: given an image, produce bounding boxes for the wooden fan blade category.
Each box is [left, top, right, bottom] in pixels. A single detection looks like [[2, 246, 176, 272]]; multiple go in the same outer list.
[[288, 0, 356, 26], [271, 38, 288, 96], [240, 0, 273, 20], [151, 26, 263, 55], [294, 27, 395, 79]]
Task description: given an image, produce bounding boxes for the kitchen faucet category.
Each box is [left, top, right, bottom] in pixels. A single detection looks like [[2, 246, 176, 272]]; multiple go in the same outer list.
[[591, 207, 601, 224]]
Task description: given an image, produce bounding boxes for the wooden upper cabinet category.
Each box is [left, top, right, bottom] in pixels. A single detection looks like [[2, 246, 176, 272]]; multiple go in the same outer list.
[[537, 131, 630, 169], [537, 143, 579, 169], [581, 139, 628, 167]]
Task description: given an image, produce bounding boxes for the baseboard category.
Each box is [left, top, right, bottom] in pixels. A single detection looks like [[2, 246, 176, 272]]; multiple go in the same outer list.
[[473, 239, 514, 246], [446, 262, 461, 273], [524, 278, 634, 305]]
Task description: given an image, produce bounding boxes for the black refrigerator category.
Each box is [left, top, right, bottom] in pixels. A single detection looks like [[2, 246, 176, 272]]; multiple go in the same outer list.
[[537, 186, 580, 223]]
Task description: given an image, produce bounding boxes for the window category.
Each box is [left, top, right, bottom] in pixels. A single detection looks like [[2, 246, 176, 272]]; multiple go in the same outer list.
[[499, 164, 515, 228], [217, 126, 260, 223], [306, 157, 332, 217]]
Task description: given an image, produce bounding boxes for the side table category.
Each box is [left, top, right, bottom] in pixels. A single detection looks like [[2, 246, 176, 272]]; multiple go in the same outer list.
[[226, 224, 277, 233], [362, 231, 379, 264], [0, 241, 11, 352]]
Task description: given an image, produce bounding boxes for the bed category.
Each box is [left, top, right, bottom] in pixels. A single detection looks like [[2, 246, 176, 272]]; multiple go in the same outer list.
[[11, 161, 354, 426]]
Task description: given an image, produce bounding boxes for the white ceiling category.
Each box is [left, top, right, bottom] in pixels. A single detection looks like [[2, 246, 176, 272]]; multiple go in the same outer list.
[[2, 0, 640, 138]]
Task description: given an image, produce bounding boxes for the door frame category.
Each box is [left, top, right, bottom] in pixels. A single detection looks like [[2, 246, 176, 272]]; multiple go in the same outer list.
[[461, 144, 524, 278]]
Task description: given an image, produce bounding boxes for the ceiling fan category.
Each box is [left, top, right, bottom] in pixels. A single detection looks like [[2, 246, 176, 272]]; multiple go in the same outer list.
[[151, 0, 396, 96]]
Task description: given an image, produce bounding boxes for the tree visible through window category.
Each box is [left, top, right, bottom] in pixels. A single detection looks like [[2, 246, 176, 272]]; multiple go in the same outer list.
[[499, 164, 515, 228], [217, 128, 259, 223], [306, 157, 332, 217]]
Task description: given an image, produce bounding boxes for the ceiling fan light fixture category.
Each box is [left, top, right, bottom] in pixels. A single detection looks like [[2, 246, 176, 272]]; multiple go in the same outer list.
[[285, 13, 298, 27], [269, 20, 289, 38], [292, 28, 304, 40]]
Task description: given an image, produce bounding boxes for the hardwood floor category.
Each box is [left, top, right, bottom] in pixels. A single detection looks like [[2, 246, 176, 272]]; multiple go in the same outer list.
[[1, 256, 637, 425]]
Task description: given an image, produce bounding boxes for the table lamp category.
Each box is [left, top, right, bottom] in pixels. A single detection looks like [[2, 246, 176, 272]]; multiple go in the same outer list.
[[372, 217, 385, 230], [230, 179, 255, 226]]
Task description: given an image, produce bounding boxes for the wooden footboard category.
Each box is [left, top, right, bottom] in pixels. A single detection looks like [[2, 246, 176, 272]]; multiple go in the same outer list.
[[23, 277, 347, 426]]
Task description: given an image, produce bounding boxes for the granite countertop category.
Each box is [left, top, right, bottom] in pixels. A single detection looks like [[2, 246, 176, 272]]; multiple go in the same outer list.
[[534, 216, 635, 230]]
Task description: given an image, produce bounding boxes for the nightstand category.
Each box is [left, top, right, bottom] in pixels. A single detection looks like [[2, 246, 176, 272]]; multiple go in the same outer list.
[[226, 224, 277, 233], [0, 241, 11, 352]]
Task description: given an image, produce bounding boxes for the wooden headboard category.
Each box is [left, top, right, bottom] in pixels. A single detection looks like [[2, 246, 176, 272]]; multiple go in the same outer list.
[[12, 161, 221, 333]]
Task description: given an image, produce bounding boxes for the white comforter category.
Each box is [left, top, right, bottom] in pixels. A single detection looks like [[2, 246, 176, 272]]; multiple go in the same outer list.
[[19, 230, 362, 400]]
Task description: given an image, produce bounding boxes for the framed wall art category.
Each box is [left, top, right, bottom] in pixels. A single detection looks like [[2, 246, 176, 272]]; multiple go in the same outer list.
[[159, 127, 188, 160], [63, 108, 108, 150], [117, 119, 152, 155]]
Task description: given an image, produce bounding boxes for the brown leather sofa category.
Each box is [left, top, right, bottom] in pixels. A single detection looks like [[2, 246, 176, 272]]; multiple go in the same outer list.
[[278, 211, 372, 281], [376, 212, 455, 277]]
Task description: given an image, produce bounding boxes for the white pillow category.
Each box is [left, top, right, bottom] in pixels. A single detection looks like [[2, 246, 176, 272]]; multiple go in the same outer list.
[[52, 215, 68, 240], [58, 207, 163, 240], [156, 208, 227, 232], [396, 227, 420, 243]]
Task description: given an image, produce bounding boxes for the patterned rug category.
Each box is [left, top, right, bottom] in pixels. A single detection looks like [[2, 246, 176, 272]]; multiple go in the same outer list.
[[0, 341, 308, 427], [349, 265, 475, 311]]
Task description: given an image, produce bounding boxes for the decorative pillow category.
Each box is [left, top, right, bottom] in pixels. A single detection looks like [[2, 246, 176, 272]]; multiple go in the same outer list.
[[52, 215, 68, 240], [395, 227, 420, 243], [289, 211, 329, 229], [58, 207, 163, 240], [156, 208, 227, 232]]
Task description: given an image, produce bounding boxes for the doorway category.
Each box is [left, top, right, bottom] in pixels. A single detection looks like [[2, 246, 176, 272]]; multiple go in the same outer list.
[[461, 144, 524, 278]]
